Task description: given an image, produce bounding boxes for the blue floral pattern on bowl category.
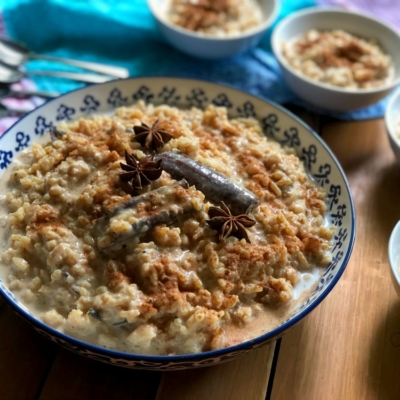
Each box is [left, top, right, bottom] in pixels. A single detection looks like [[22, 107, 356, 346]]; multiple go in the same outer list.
[[0, 77, 355, 370]]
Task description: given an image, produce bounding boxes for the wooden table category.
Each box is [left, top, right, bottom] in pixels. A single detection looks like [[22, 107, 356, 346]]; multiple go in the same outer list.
[[2, 108, 400, 400]]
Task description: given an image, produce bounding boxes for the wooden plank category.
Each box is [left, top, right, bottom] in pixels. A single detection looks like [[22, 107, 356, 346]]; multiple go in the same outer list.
[[38, 348, 162, 400], [0, 303, 58, 400], [272, 118, 400, 399], [283, 103, 327, 133], [156, 342, 275, 400]]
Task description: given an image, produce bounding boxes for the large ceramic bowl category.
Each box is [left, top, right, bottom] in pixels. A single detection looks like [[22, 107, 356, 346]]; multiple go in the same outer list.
[[148, 0, 279, 59], [271, 7, 400, 112], [0, 77, 355, 370]]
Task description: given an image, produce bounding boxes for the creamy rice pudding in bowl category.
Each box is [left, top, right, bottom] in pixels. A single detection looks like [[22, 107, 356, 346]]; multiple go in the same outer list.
[[0, 77, 355, 370], [147, 0, 279, 59], [272, 7, 400, 112]]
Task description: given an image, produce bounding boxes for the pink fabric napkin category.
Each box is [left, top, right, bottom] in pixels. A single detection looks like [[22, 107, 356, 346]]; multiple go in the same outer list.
[[0, 79, 44, 136], [317, 0, 400, 31], [0, 14, 43, 137]]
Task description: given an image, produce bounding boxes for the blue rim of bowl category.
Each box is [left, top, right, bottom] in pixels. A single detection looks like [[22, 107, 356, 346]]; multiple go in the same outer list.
[[0, 76, 356, 362], [271, 6, 400, 95], [147, 0, 280, 41]]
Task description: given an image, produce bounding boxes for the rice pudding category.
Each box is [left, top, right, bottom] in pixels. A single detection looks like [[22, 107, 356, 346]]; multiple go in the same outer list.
[[167, 0, 263, 36], [0, 102, 333, 355], [282, 29, 394, 89]]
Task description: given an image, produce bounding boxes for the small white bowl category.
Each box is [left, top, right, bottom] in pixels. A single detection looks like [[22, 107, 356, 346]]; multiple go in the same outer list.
[[385, 87, 400, 165], [389, 221, 400, 297], [148, 0, 279, 59], [271, 7, 400, 112]]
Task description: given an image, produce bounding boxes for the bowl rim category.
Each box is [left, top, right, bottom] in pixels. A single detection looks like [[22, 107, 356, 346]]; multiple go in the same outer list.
[[271, 6, 400, 95], [147, 0, 280, 41], [385, 85, 400, 147], [0, 76, 356, 362], [389, 220, 400, 287]]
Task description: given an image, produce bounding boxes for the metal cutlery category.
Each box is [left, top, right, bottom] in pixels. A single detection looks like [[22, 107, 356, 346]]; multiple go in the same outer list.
[[0, 37, 129, 79], [0, 61, 115, 84]]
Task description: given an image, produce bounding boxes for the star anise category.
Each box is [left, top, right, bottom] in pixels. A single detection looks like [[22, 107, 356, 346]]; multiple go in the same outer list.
[[119, 151, 163, 193], [206, 201, 256, 243], [133, 120, 174, 151]]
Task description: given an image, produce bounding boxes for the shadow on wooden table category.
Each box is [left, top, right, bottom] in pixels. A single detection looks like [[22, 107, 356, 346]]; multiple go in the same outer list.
[[357, 136, 400, 400], [368, 162, 400, 398], [369, 163, 400, 238], [368, 301, 400, 400], [371, 163, 400, 225]]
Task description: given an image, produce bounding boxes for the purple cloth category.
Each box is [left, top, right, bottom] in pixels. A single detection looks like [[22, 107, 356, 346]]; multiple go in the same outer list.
[[0, 10, 6, 37], [0, 12, 41, 136], [0, 79, 44, 135], [317, 0, 400, 31]]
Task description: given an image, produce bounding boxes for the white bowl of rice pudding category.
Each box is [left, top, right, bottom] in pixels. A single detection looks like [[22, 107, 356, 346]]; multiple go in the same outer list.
[[271, 7, 400, 112], [389, 220, 400, 298], [0, 77, 355, 369], [385, 87, 400, 165], [148, 0, 279, 59]]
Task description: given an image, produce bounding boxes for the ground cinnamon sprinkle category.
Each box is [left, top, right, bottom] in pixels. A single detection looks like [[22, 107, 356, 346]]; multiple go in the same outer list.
[[174, 0, 229, 31], [283, 29, 394, 89], [168, 0, 263, 36]]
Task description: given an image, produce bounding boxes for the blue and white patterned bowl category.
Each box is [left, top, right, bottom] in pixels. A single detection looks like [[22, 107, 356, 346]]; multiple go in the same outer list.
[[0, 77, 355, 370]]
